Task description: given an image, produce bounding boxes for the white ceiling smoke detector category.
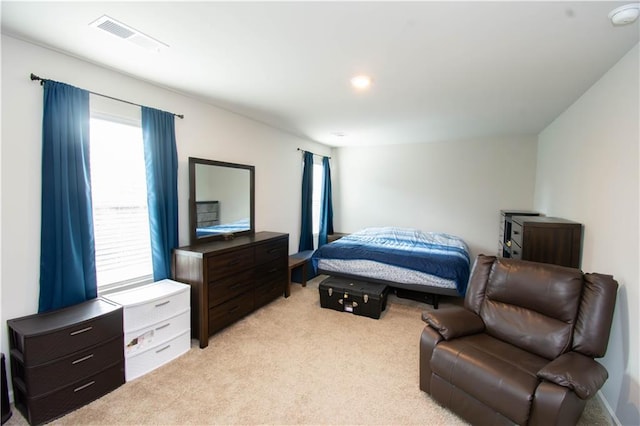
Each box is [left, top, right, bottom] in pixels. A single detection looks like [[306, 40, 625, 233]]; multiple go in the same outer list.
[[608, 4, 640, 26], [89, 15, 169, 52]]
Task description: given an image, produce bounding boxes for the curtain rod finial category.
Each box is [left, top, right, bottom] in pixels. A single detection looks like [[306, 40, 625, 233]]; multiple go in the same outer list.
[[30, 73, 45, 86]]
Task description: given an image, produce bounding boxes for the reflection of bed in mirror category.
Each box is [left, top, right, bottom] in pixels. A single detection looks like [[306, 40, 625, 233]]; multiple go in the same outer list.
[[196, 217, 251, 237], [196, 200, 247, 237], [188, 157, 255, 243]]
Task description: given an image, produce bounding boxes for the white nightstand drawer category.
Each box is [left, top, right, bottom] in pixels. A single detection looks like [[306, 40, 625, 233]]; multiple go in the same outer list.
[[125, 330, 191, 381], [124, 309, 190, 357], [104, 279, 190, 332]]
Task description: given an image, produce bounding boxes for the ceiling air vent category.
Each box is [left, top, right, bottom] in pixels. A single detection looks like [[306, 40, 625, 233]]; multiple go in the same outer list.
[[89, 15, 168, 52]]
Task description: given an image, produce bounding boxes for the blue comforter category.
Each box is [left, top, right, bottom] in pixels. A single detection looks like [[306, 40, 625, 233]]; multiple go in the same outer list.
[[312, 227, 471, 295], [196, 218, 250, 237]]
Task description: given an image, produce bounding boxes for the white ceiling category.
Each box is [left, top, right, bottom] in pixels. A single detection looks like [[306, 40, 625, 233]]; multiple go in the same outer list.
[[2, 1, 638, 147]]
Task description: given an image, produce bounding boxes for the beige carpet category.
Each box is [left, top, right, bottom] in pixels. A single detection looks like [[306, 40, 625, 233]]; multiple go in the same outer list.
[[7, 276, 612, 425]]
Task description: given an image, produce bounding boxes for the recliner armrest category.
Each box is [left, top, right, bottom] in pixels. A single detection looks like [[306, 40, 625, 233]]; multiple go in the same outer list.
[[537, 352, 608, 399], [422, 307, 485, 340]]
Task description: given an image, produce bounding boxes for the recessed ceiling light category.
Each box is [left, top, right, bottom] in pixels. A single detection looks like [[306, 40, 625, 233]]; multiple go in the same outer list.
[[608, 4, 640, 26], [350, 75, 372, 90]]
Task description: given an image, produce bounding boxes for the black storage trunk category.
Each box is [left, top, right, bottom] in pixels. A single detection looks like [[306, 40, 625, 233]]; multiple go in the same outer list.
[[319, 277, 388, 319]]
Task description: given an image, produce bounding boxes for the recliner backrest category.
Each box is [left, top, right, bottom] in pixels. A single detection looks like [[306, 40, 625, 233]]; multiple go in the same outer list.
[[465, 255, 587, 359]]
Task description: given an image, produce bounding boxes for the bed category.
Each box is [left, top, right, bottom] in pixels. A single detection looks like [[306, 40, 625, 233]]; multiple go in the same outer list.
[[311, 227, 471, 308]]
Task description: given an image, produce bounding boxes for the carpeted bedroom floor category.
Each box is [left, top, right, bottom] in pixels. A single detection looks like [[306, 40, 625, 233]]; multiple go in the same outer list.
[[6, 275, 613, 425]]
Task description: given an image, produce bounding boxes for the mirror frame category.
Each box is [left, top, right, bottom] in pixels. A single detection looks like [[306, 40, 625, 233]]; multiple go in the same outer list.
[[188, 157, 255, 244]]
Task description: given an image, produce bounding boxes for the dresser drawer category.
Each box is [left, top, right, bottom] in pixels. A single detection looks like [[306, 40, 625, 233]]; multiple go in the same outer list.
[[208, 247, 255, 281], [12, 308, 123, 366], [14, 361, 124, 426], [255, 239, 288, 265], [208, 292, 254, 334], [255, 259, 286, 308], [119, 287, 189, 333], [208, 270, 254, 308], [255, 259, 286, 287], [125, 330, 190, 381], [254, 276, 285, 308], [17, 336, 123, 396], [510, 240, 523, 260], [124, 309, 190, 357], [511, 221, 524, 248], [103, 280, 190, 334]]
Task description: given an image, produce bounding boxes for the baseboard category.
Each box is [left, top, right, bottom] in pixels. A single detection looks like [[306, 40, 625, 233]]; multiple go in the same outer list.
[[597, 390, 621, 426]]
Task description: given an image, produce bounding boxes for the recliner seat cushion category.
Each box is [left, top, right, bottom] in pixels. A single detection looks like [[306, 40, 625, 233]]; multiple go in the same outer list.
[[430, 334, 548, 425]]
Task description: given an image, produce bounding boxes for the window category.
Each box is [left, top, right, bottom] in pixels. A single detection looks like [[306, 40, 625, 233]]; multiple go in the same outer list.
[[89, 116, 153, 290]]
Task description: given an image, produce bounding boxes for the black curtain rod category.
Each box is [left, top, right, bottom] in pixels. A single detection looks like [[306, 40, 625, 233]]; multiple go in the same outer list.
[[30, 73, 184, 119], [297, 148, 331, 159]]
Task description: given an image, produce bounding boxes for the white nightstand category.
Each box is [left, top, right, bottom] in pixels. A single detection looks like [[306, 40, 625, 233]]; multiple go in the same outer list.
[[103, 279, 191, 381]]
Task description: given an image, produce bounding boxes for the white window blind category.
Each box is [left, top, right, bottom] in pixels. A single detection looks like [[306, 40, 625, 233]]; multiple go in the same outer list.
[[89, 117, 153, 290]]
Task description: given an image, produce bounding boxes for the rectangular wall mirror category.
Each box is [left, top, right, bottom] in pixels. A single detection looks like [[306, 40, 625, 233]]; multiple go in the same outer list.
[[188, 157, 255, 244]]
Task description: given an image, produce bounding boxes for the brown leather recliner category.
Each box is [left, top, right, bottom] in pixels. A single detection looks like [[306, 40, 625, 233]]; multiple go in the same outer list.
[[420, 255, 618, 426]]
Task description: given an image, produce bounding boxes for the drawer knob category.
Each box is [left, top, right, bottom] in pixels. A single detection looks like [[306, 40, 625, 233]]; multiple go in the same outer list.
[[155, 300, 170, 308], [70, 326, 93, 336], [155, 323, 171, 331], [71, 354, 94, 365]]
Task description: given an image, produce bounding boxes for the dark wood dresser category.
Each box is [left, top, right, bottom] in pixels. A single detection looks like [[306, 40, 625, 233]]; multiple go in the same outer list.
[[7, 298, 124, 425], [507, 216, 583, 268], [172, 231, 289, 348], [498, 210, 540, 257]]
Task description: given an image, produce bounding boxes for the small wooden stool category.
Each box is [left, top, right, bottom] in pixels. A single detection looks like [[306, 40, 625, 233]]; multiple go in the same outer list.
[[286, 250, 314, 297]]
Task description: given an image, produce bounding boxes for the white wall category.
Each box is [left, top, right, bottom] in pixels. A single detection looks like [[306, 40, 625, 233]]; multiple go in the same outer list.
[[535, 44, 639, 425], [334, 136, 538, 258], [0, 35, 330, 370]]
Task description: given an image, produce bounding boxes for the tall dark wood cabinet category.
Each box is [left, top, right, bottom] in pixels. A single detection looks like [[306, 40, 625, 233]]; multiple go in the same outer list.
[[172, 231, 289, 348], [502, 215, 583, 268], [7, 298, 124, 425]]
